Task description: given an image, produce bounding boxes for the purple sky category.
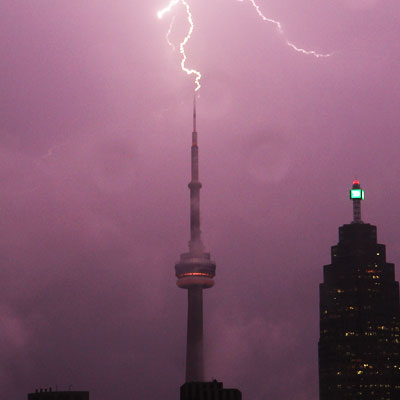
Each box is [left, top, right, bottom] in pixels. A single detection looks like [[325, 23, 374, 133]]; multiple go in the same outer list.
[[1, 0, 400, 399]]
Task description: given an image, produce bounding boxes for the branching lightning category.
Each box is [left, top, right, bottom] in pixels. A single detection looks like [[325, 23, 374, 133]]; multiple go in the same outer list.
[[243, 0, 332, 58], [158, 0, 202, 91], [158, 0, 331, 92]]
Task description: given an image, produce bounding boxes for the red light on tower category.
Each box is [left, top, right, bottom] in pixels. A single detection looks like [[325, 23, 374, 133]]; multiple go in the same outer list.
[[353, 180, 360, 185]]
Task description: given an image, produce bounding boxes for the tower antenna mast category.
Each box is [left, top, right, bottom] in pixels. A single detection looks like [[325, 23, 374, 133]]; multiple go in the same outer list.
[[349, 180, 364, 223]]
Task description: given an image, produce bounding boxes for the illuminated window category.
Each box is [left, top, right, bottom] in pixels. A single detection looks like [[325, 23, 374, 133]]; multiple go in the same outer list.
[[351, 189, 364, 199]]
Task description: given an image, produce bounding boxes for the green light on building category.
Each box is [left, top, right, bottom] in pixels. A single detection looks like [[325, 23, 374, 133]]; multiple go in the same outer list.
[[350, 189, 364, 200]]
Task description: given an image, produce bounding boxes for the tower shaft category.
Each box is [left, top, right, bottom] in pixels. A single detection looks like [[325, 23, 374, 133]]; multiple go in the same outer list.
[[353, 199, 361, 222], [189, 132, 201, 243], [186, 286, 204, 382]]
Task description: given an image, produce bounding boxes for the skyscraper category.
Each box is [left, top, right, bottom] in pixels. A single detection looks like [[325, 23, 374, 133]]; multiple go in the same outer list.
[[175, 98, 216, 383], [319, 181, 400, 399]]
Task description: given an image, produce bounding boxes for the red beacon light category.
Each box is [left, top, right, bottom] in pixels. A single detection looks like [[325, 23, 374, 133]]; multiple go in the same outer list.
[[350, 180, 364, 200]]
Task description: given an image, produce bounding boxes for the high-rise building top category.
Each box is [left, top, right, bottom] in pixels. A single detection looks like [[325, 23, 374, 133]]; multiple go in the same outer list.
[[319, 181, 400, 399], [175, 97, 216, 382]]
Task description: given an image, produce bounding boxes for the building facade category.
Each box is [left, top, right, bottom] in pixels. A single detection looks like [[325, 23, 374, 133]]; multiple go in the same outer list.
[[319, 181, 400, 399]]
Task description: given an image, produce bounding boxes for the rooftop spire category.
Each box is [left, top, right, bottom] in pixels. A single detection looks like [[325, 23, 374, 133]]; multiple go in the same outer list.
[[349, 180, 365, 223]]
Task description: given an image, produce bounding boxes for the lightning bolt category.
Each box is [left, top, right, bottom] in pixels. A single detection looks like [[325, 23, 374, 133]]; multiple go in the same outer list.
[[158, 0, 202, 91], [158, 0, 331, 92], [242, 0, 332, 58], [166, 16, 176, 51]]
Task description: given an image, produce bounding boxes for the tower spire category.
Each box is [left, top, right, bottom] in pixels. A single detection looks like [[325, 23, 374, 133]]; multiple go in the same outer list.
[[349, 180, 364, 223], [193, 94, 197, 134], [189, 95, 203, 254]]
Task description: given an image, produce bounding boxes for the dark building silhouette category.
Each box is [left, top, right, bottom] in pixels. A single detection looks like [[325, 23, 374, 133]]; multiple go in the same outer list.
[[28, 390, 89, 400], [319, 181, 400, 399], [180, 381, 242, 400], [175, 98, 216, 382]]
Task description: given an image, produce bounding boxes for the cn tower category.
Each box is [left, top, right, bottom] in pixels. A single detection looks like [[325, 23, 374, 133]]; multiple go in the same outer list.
[[175, 97, 216, 382]]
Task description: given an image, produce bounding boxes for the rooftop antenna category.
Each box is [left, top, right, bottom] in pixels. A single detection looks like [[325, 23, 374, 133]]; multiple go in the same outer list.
[[349, 180, 364, 223]]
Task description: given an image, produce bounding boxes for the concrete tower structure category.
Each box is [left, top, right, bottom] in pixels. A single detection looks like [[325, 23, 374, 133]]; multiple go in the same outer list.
[[319, 181, 400, 399], [175, 98, 216, 382]]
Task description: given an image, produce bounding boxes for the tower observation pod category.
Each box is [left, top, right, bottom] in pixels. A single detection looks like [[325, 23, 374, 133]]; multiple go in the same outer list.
[[175, 97, 216, 383], [350, 180, 364, 223]]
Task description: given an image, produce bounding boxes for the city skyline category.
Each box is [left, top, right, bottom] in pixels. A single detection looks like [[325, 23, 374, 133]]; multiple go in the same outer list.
[[1, 0, 400, 399]]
